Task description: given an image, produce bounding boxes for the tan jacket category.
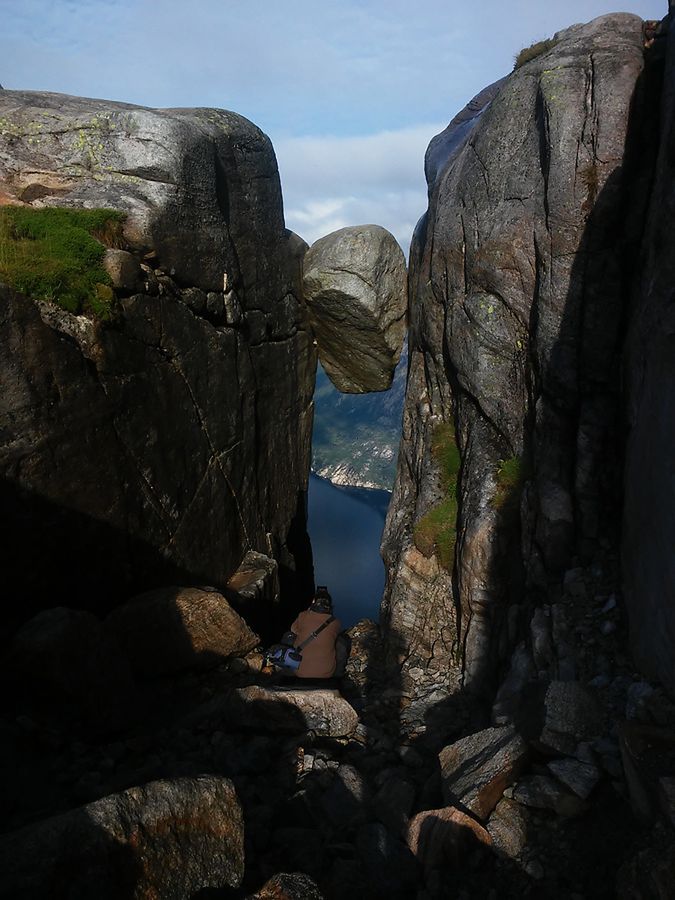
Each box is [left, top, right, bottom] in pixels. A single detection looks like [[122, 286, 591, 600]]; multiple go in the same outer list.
[[291, 609, 342, 678]]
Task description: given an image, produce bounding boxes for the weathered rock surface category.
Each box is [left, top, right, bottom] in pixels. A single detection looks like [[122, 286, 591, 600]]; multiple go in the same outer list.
[[547, 757, 600, 799], [106, 586, 259, 678], [623, 11, 675, 696], [0, 91, 316, 623], [185, 685, 359, 737], [512, 774, 587, 817], [381, 13, 651, 693], [438, 725, 528, 819], [0, 775, 244, 899], [486, 797, 527, 860], [302, 224, 407, 393], [536, 681, 603, 755], [249, 872, 324, 899]]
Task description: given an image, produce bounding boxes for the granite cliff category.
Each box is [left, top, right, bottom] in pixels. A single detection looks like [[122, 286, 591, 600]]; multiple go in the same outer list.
[[382, 12, 668, 697], [0, 92, 316, 627]]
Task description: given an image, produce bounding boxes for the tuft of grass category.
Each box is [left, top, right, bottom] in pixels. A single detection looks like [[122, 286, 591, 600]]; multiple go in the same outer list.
[[493, 454, 528, 514], [0, 206, 126, 317], [413, 422, 461, 571], [513, 38, 558, 70]]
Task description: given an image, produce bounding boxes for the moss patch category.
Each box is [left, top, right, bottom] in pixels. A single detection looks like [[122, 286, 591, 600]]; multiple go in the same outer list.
[[493, 455, 527, 514], [514, 38, 558, 70], [0, 206, 125, 317], [413, 423, 460, 570]]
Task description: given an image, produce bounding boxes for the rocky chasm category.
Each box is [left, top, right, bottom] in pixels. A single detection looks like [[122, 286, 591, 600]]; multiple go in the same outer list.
[[1, 7, 675, 900]]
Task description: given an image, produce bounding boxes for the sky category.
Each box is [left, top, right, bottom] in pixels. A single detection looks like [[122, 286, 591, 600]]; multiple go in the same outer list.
[[0, 0, 665, 251]]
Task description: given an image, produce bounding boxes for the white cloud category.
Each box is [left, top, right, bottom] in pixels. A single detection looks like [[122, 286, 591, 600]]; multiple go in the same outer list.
[[1, 0, 665, 257], [274, 124, 444, 252]]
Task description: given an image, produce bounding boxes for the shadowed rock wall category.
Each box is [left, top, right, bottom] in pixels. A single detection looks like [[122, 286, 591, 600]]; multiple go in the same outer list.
[[623, 11, 675, 695], [0, 92, 316, 624]]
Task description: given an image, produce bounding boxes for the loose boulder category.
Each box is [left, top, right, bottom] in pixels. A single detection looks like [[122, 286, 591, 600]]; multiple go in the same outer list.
[[439, 725, 528, 819], [0, 775, 244, 899], [106, 586, 259, 678], [302, 224, 407, 393]]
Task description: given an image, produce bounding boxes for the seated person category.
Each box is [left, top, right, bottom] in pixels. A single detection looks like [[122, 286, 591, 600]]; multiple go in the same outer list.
[[290, 586, 342, 679]]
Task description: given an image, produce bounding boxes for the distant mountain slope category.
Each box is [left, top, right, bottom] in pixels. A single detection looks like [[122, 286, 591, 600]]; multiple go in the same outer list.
[[311, 344, 407, 490]]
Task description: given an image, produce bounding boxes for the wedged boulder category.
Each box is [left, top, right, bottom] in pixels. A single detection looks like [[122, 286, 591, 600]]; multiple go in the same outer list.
[[106, 586, 259, 678], [438, 725, 528, 819], [0, 775, 244, 899], [184, 685, 359, 738], [302, 224, 407, 393], [5, 606, 135, 729], [406, 805, 491, 869]]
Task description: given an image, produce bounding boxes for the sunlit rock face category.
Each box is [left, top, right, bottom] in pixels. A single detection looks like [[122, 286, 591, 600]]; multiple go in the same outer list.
[[382, 14, 653, 694], [0, 91, 316, 623], [302, 224, 407, 393]]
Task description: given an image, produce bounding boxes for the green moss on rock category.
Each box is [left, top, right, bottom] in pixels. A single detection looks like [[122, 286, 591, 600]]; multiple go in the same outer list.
[[493, 455, 527, 513], [0, 206, 125, 317], [413, 422, 460, 570]]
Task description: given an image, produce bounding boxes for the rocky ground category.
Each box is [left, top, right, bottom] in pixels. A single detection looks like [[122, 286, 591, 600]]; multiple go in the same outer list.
[[1, 556, 673, 898]]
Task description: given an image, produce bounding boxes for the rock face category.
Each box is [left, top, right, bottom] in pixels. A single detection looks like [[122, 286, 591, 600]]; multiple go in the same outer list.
[[302, 225, 407, 393], [381, 14, 655, 692], [623, 13, 675, 695], [0, 775, 244, 899], [0, 91, 316, 624]]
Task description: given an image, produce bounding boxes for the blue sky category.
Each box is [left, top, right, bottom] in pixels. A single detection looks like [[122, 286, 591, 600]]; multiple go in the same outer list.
[[0, 0, 665, 249]]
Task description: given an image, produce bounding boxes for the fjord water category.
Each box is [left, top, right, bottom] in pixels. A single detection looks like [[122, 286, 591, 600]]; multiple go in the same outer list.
[[307, 472, 390, 628]]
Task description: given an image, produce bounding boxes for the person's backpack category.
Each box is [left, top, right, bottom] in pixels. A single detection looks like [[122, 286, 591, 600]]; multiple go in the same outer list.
[[264, 616, 336, 674]]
